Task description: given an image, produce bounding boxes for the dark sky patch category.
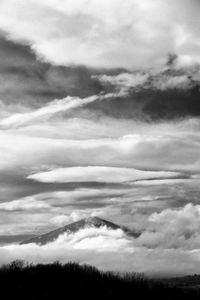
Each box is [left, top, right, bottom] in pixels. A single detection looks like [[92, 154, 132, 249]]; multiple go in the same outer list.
[[0, 170, 131, 202], [85, 85, 200, 121], [1, 34, 200, 121], [0, 35, 103, 107]]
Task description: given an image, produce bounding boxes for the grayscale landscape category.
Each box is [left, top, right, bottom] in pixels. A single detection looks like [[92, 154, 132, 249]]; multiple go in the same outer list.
[[0, 1, 200, 298]]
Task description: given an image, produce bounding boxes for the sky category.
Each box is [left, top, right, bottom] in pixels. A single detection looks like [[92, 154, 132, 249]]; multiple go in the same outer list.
[[0, 0, 200, 276]]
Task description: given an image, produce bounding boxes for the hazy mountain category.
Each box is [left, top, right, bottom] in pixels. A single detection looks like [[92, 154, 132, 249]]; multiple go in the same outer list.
[[0, 235, 36, 245], [20, 217, 139, 245]]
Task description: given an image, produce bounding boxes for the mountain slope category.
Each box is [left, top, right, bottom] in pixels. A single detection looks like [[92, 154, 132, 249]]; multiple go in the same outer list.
[[0, 235, 36, 245], [20, 217, 138, 245]]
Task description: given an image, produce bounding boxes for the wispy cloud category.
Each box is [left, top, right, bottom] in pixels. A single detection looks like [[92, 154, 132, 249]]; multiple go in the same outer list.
[[0, 92, 124, 128], [0, 197, 51, 212]]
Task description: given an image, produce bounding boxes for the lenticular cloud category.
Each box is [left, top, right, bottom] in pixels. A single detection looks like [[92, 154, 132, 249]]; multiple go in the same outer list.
[[27, 166, 180, 184]]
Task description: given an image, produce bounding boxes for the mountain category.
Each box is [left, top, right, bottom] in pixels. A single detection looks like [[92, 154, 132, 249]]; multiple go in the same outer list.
[[0, 235, 36, 245], [20, 217, 138, 245]]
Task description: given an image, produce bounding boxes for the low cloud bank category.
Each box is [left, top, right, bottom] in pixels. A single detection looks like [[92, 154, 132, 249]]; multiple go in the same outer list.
[[2, 207, 200, 276]]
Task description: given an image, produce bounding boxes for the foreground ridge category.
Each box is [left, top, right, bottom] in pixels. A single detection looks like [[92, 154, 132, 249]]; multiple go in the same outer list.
[[1, 261, 200, 300]]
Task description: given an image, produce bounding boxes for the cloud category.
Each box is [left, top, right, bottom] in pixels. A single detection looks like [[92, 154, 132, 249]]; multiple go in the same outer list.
[[53, 227, 129, 251], [0, 117, 199, 237], [0, 197, 50, 211], [0, 126, 199, 172], [134, 204, 200, 250], [1, 225, 200, 276], [0, 2, 200, 276], [50, 213, 79, 226], [0, 92, 124, 128], [0, 35, 104, 107], [27, 166, 180, 184], [0, 54, 199, 241], [94, 73, 149, 93], [0, 227, 134, 272], [96, 72, 195, 92], [84, 84, 200, 121], [0, 0, 200, 69], [50, 211, 106, 227], [1, 188, 125, 209], [153, 75, 192, 90], [0, 187, 129, 234], [1, 34, 200, 122]]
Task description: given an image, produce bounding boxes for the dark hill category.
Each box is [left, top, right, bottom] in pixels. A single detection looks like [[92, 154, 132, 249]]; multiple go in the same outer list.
[[1, 261, 200, 300]]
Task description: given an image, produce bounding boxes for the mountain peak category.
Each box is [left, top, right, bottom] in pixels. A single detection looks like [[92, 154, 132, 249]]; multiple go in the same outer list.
[[20, 216, 122, 245], [82, 216, 120, 228], [84, 216, 103, 223], [85, 216, 101, 222]]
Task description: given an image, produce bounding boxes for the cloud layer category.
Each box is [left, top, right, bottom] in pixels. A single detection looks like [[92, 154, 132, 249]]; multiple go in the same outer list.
[[0, 0, 200, 69], [2, 216, 200, 276]]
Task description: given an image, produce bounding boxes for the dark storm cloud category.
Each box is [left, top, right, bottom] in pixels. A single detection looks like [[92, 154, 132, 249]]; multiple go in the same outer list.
[[88, 72, 200, 120], [2, 33, 200, 122], [1, 33, 200, 121], [0, 35, 102, 107]]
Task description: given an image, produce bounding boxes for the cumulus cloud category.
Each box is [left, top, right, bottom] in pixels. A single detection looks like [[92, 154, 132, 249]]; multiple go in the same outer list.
[[95, 71, 196, 93], [0, 0, 200, 69], [53, 227, 130, 251], [134, 204, 200, 250], [50, 213, 79, 227], [0, 227, 132, 270], [153, 74, 192, 90], [50, 211, 107, 227], [94, 73, 149, 92]]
